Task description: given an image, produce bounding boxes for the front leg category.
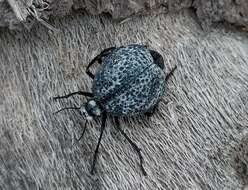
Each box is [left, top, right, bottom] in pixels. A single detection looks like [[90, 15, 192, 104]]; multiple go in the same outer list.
[[53, 91, 93, 100], [91, 112, 107, 174], [86, 47, 116, 79]]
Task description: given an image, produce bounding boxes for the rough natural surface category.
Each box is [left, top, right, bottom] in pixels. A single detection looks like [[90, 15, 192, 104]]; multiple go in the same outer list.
[[193, 0, 248, 28], [1, 0, 190, 29], [1, 10, 248, 189], [231, 134, 248, 186], [1, 0, 248, 30]]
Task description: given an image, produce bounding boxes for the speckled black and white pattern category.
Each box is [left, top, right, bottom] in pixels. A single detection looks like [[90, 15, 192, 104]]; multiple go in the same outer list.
[[92, 44, 165, 116]]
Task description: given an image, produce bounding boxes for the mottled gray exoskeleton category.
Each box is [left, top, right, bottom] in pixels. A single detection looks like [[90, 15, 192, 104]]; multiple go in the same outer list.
[[54, 44, 177, 175]]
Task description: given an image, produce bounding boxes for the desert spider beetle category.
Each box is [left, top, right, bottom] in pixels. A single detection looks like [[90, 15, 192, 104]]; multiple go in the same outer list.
[[54, 44, 177, 175]]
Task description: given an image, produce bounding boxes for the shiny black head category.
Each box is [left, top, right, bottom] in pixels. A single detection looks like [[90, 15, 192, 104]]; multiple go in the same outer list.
[[80, 100, 102, 120]]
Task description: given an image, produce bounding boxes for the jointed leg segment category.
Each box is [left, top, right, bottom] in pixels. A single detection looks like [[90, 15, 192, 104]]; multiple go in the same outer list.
[[53, 91, 93, 100], [86, 47, 116, 79], [165, 66, 177, 82], [76, 121, 88, 143], [114, 117, 147, 176], [91, 112, 107, 174]]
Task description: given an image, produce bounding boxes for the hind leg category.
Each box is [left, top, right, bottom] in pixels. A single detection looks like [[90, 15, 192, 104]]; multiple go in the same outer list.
[[145, 100, 170, 117], [114, 117, 147, 176], [149, 50, 164, 70], [144, 105, 158, 117], [165, 66, 177, 82]]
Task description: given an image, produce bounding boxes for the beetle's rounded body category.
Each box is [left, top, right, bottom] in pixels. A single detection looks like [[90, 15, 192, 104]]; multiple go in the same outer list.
[[92, 45, 165, 116], [54, 44, 176, 175]]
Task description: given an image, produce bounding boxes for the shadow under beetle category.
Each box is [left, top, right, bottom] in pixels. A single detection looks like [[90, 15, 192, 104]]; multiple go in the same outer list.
[[54, 44, 177, 175]]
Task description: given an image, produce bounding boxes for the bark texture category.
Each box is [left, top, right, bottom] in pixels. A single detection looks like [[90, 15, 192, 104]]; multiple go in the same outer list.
[[0, 0, 248, 30], [1, 9, 248, 190], [232, 134, 248, 186], [193, 0, 248, 28]]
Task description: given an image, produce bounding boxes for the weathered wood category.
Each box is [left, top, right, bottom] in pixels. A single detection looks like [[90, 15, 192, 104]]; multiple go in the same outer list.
[[1, 0, 248, 30], [7, 0, 30, 21], [194, 0, 248, 28], [0, 10, 248, 189]]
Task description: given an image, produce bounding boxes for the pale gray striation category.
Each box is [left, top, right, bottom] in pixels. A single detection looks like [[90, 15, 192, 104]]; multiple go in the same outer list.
[[0, 10, 248, 190]]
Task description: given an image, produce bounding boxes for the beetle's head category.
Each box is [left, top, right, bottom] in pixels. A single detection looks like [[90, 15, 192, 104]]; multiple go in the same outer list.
[[80, 100, 102, 120]]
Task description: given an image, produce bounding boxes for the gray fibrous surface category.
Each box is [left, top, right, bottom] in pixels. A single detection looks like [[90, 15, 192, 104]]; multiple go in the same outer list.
[[1, 0, 248, 30], [231, 134, 248, 186], [193, 0, 248, 28], [1, 0, 190, 29], [1, 10, 248, 189]]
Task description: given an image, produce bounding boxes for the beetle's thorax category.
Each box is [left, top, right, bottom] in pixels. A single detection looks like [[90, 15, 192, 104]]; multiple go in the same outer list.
[[80, 100, 102, 120]]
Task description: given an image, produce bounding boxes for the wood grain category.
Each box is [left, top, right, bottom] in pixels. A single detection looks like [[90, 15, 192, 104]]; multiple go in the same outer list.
[[0, 10, 248, 189]]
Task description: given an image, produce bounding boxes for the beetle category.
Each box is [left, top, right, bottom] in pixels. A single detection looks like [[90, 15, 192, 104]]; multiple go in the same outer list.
[[54, 44, 177, 175]]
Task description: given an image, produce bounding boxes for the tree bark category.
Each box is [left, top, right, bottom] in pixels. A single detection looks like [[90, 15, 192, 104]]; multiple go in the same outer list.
[[1, 9, 248, 189], [0, 0, 248, 30]]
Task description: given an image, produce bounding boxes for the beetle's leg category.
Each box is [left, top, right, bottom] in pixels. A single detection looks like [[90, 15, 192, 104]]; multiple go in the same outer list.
[[53, 91, 93, 100], [114, 117, 147, 176], [86, 47, 116, 79], [91, 112, 107, 174], [144, 105, 157, 117], [75, 120, 88, 143], [145, 100, 169, 117], [165, 65, 177, 82], [150, 50, 165, 70]]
